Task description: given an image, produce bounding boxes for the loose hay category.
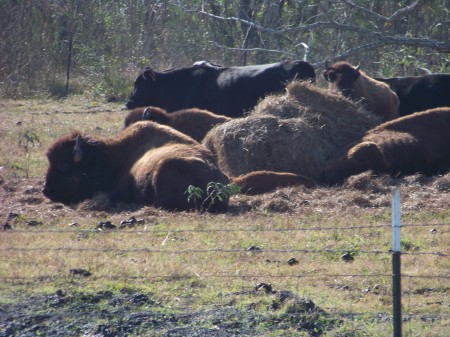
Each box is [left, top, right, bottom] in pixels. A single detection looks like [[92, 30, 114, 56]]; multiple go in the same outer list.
[[203, 81, 381, 181]]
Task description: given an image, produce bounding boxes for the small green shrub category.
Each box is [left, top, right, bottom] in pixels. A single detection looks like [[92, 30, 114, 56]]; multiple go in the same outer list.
[[185, 182, 240, 212], [17, 130, 41, 177]]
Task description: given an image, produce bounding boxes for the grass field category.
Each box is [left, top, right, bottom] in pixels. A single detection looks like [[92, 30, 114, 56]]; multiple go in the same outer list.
[[0, 96, 449, 336]]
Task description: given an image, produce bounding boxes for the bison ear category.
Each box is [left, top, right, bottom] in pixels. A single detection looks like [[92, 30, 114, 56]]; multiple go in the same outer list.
[[323, 69, 335, 82], [73, 135, 83, 163], [143, 67, 156, 81]]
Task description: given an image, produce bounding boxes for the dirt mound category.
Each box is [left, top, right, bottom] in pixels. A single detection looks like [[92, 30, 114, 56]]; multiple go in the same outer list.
[[0, 287, 332, 337], [203, 81, 380, 181]]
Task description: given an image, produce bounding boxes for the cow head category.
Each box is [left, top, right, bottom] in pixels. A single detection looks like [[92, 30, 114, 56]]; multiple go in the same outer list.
[[126, 67, 158, 109], [43, 133, 104, 204], [323, 61, 360, 97]]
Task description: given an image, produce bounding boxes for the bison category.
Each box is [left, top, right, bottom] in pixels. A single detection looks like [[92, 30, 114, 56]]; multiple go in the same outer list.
[[323, 61, 399, 121], [375, 74, 450, 116], [126, 60, 316, 117], [43, 121, 230, 212], [323, 107, 450, 184], [231, 170, 316, 195], [124, 106, 232, 142]]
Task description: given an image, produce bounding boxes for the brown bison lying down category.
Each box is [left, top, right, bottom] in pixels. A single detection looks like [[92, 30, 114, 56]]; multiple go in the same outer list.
[[323, 61, 399, 121], [43, 121, 230, 212], [323, 107, 450, 184], [124, 106, 232, 142], [231, 170, 316, 195]]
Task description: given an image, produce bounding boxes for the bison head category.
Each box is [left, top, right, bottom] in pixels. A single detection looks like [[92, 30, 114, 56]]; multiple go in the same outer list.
[[126, 67, 158, 109], [323, 61, 360, 97], [142, 106, 170, 125], [43, 133, 105, 204], [124, 106, 170, 129]]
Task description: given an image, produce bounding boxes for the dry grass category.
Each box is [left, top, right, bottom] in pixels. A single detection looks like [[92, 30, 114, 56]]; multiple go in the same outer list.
[[0, 97, 449, 336], [203, 81, 380, 180]]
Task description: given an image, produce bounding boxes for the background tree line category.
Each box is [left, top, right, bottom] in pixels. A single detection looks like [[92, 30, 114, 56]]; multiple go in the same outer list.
[[0, 0, 448, 101]]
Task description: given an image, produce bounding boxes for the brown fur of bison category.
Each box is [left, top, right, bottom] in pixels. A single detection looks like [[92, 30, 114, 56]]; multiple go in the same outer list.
[[124, 106, 231, 142], [323, 107, 450, 184], [231, 170, 316, 195], [323, 61, 399, 121], [43, 121, 229, 212]]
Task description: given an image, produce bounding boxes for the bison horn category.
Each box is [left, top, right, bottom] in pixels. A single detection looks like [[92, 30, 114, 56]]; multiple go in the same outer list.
[[324, 59, 330, 69], [73, 135, 83, 163], [355, 64, 360, 71], [142, 108, 151, 120], [143, 67, 156, 81]]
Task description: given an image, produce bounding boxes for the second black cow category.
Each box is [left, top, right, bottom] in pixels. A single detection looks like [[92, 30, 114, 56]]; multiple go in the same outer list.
[[126, 61, 316, 118], [375, 73, 450, 116]]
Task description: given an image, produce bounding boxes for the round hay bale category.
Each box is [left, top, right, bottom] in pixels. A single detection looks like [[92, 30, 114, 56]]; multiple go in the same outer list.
[[251, 93, 308, 119], [204, 115, 332, 180], [203, 81, 381, 182]]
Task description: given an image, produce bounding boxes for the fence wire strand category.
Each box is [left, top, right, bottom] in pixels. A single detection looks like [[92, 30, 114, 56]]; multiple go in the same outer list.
[[5, 221, 449, 234], [1, 219, 448, 334]]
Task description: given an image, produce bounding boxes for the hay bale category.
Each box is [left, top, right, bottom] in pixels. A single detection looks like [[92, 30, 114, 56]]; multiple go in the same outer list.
[[203, 81, 381, 181]]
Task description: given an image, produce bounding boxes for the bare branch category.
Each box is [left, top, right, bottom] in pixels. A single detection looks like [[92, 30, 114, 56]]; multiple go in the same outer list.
[[341, 0, 424, 23], [379, 35, 450, 53], [208, 41, 298, 58], [316, 35, 450, 68], [199, 11, 375, 35], [316, 41, 385, 67], [199, 10, 450, 54]]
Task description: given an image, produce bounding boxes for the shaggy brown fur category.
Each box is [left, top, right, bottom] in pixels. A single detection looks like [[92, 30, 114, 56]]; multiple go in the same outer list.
[[231, 170, 316, 195], [43, 121, 230, 212], [124, 106, 232, 142], [203, 81, 380, 181], [323, 61, 399, 121], [323, 107, 450, 184]]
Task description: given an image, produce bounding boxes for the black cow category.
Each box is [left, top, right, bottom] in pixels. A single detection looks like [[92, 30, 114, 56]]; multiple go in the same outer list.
[[375, 74, 450, 116], [126, 61, 316, 117]]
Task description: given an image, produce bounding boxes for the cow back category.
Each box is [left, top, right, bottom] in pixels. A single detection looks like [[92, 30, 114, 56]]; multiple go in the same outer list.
[[376, 74, 450, 116], [126, 61, 315, 118]]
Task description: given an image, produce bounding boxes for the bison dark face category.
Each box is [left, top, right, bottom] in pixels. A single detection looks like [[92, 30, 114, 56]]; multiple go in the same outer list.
[[323, 62, 360, 97], [126, 68, 158, 109], [43, 134, 104, 205]]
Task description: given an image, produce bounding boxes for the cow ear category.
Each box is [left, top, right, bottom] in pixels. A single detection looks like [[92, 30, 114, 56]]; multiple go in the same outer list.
[[73, 135, 83, 163], [143, 67, 156, 81]]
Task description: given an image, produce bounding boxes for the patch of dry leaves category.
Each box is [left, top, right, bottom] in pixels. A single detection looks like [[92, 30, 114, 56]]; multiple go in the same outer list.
[[1, 170, 449, 228]]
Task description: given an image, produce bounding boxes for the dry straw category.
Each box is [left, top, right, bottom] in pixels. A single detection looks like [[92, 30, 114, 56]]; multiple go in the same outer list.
[[203, 81, 381, 182]]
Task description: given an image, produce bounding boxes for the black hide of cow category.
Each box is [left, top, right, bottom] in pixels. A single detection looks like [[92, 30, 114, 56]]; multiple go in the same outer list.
[[375, 74, 450, 116], [126, 61, 316, 117]]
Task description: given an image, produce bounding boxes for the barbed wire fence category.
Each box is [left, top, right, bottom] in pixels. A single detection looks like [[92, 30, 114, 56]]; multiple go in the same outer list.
[[1, 189, 449, 335]]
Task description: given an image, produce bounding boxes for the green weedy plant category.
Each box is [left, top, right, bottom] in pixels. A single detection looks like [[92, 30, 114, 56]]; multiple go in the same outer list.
[[185, 185, 205, 211], [17, 130, 41, 177], [185, 182, 240, 212]]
